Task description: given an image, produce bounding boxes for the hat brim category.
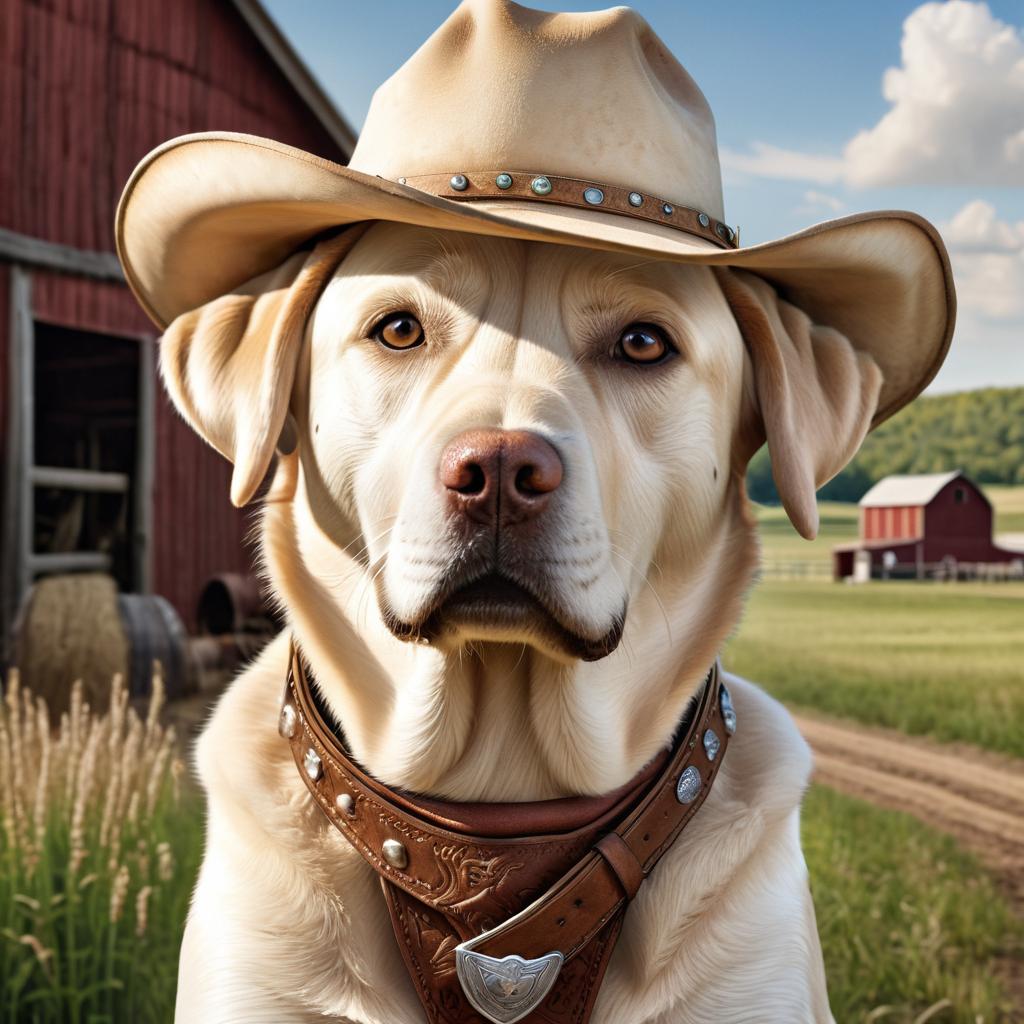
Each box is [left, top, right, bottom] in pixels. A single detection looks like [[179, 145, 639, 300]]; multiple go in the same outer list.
[[116, 132, 955, 426]]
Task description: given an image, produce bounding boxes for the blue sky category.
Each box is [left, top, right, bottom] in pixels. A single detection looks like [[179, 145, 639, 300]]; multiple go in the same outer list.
[[265, 0, 1024, 392]]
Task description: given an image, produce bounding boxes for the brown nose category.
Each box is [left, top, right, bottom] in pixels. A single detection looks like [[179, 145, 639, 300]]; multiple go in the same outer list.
[[439, 429, 563, 526]]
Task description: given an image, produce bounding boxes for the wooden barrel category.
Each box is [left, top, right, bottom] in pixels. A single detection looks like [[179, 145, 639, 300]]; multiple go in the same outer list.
[[116, 593, 189, 700], [196, 573, 276, 634]]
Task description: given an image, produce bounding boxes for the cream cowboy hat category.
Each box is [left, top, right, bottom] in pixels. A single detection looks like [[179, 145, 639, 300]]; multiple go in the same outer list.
[[116, 0, 954, 426]]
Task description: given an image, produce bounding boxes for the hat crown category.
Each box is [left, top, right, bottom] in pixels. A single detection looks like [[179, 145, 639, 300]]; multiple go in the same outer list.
[[349, 0, 725, 221]]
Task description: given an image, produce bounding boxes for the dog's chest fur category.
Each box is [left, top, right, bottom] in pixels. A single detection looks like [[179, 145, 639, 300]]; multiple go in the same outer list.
[[176, 634, 832, 1024]]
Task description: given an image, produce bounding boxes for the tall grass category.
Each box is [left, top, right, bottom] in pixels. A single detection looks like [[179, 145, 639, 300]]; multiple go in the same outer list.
[[804, 786, 1021, 1023], [0, 669, 203, 1023]]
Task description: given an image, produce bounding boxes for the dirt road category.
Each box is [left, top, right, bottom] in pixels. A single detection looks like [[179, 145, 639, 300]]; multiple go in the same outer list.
[[793, 714, 1024, 898]]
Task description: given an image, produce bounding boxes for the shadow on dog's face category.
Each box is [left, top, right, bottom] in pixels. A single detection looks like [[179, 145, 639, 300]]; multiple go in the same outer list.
[[296, 223, 748, 664]]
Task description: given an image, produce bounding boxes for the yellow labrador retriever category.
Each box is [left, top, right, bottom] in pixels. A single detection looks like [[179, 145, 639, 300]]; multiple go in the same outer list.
[[162, 221, 881, 1022]]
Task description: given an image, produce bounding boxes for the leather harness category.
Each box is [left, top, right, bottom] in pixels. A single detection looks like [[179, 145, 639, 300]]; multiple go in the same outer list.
[[280, 642, 735, 1024]]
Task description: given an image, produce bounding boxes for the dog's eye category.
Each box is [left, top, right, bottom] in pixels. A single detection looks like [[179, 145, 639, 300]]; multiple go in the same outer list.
[[373, 313, 424, 350], [615, 323, 674, 365]]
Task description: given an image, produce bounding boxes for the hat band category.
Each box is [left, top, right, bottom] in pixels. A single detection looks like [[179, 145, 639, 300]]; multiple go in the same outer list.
[[398, 171, 739, 250]]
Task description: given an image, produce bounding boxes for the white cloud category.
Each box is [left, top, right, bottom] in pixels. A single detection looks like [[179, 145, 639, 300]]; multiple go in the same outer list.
[[726, 2, 1024, 189], [720, 143, 843, 184], [845, 1, 1024, 187], [800, 190, 846, 213], [941, 200, 1024, 319]]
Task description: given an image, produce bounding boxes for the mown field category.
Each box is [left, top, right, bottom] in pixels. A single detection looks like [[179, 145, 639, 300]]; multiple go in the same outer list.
[[726, 485, 1024, 1021]]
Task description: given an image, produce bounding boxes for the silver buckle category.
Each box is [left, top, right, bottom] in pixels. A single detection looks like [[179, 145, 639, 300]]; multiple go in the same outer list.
[[454, 898, 564, 1024]]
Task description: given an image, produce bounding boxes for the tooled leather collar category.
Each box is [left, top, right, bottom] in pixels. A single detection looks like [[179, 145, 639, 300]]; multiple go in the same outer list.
[[279, 641, 736, 1024]]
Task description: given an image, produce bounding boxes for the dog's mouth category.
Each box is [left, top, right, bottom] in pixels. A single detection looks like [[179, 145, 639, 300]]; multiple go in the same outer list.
[[382, 570, 624, 662]]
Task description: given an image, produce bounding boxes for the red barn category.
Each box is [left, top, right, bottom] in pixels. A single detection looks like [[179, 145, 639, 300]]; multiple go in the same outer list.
[[0, 0, 356, 661], [832, 470, 1023, 581]]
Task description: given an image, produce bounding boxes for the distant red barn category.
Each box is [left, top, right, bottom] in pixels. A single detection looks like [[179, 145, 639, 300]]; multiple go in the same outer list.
[[832, 470, 1023, 581], [0, 0, 356, 658]]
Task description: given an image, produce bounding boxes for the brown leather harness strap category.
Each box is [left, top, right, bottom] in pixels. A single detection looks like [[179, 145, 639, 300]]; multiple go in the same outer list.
[[280, 642, 734, 1024]]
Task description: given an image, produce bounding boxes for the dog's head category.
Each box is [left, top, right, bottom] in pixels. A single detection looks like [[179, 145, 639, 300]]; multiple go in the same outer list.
[[162, 222, 880, 664]]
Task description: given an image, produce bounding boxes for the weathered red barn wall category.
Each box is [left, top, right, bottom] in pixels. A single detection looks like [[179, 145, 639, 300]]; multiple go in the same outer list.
[[922, 479, 1009, 563], [0, 0, 341, 251], [1, 0, 349, 628]]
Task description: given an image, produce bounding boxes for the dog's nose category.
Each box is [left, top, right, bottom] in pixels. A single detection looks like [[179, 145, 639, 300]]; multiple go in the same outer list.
[[440, 429, 563, 525]]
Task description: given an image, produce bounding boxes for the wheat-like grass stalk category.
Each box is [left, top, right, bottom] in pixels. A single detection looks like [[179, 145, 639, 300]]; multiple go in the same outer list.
[[1, 666, 201, 1021]]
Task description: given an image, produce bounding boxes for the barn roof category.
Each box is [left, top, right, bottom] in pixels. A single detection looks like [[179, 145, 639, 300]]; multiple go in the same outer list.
[[230, 0, 358, 156], [859, 470, 963, 508]]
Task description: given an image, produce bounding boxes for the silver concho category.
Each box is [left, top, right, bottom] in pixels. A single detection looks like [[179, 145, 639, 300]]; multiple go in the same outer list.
[[675, 764, 702, 804], [719, 684, 737, 735], [303, 747, 323, 781], [382, 838, 409, 870], [456, 948, 564, 1024], [278, 703, 297, 739], [703, 728, 721, 762]]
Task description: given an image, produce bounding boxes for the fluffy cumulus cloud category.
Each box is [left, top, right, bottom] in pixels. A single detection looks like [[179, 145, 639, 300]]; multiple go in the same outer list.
[[941, 200, 1024, 319], [845, 1, 1024, 187], [725, 2, 1024, 188]]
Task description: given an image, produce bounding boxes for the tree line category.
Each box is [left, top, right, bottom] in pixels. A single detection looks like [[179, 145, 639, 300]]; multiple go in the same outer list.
[[747, 387, 1024, 505]]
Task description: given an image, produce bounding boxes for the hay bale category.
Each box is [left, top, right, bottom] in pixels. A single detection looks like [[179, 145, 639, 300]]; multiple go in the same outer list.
[[15, 573, 130, 714]]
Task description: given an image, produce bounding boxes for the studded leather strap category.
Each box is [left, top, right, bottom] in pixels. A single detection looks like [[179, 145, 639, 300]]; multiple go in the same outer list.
[[281, 642, 734, 1024], [397, 171, 740, 250]]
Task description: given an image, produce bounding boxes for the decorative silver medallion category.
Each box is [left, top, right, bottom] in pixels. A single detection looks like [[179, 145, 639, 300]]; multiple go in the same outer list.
[[382, 839, 408, 870], [336, 792, 355, 816], [628, 191, 643, 207], [720, 685, 737, 735], [303, 747, 323, 781], [496, 173, 513, 189], [675, 764, 702, 804], [450, 174, 469, 191], [456, 948, 564, 1024], [698, 212, 710, 228], [703, 728, 721, 762], [530, 176, 553, 196], [278, 703, 296, 739], [583, 187, 604, 205], [662, 203, 674, 216]]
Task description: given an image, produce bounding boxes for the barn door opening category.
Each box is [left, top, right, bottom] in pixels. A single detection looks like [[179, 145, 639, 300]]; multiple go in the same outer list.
[[31, 322, 152, 590], [1, 286, 155, 663]]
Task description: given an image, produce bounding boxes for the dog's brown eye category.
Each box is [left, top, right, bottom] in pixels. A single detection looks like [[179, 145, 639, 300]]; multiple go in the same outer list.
[[374, 313, 424, 350], [616, 323, 673, 365]]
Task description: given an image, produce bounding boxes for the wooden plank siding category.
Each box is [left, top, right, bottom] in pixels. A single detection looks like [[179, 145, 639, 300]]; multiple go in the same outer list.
[[1, 0, 351, 629], [1, 0, 341, 251]]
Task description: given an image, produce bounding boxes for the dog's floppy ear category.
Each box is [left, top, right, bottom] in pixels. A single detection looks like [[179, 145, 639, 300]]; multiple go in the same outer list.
[[714, 267, 883, 540], [160, 225, 368, 507]]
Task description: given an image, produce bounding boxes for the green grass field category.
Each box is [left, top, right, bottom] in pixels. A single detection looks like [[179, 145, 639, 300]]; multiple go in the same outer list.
[[803, 786, 1020, 1024]]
